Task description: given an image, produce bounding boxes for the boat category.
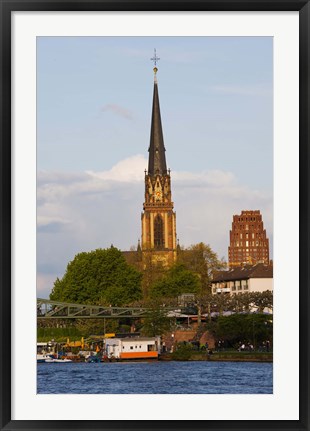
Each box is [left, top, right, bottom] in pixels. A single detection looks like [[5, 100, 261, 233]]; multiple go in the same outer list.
[[104, 336, 161, 360], [37, 342, 51, 363], [37, 341, 72, 363], [37, 353, 50, 363], [44, 357, 72, 363]]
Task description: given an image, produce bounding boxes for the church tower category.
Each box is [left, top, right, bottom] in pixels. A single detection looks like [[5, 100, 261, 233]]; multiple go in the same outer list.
[[141, 55, 177, 267]]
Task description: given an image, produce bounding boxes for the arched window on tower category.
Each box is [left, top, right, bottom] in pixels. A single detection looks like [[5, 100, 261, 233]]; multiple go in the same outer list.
[[154, 214, 164, 249]]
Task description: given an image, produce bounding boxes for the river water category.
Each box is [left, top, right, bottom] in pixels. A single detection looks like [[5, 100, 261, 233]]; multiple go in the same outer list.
[[37, 361, 272, 394]]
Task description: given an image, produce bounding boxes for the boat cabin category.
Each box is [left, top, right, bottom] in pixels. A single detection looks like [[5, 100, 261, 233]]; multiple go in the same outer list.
[[104, 336, 161, 360]]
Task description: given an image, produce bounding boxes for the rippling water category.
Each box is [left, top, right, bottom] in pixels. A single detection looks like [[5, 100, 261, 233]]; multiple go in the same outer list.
[[37, 361, 272, 394]]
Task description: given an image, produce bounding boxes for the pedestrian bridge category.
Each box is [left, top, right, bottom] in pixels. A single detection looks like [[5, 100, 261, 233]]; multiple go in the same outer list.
[[37, 298, 176, 319]]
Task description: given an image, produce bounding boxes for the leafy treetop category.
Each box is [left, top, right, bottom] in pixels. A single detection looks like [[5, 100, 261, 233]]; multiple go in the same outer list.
[[177, 242, 226, 291], [50, 246, 143, 306], [149, 263, 201, 299]]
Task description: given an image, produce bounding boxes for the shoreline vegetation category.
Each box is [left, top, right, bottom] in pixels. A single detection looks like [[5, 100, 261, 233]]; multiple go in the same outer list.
[[37, 315, 273, 363], [37, 336, 273, 363], [168, 351, 273, 362]]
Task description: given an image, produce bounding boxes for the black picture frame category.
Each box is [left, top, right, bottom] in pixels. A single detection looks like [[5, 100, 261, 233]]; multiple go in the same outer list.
[[1, 1, 309, 430]]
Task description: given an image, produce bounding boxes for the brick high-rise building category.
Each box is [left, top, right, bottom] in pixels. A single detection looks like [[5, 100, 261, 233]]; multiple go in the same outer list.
[[228, 210, 270, 268], [140, 63, 177, 267]]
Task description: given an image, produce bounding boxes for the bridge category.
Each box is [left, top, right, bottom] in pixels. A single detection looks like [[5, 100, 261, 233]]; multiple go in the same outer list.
[[37, 298, 178, 319]]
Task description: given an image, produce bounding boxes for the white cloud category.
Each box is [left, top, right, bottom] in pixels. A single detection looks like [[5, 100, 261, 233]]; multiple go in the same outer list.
[[37, 155, 273, 297], [101, 103, 133, 120], [37, 156, 146, 207], [86, 154, 147, 182]]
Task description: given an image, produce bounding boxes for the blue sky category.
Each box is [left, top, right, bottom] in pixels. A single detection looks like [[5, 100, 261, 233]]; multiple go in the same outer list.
[[37, 36, 273, 298]]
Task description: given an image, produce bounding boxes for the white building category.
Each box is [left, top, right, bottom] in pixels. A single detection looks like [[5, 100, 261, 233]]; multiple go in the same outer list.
[[211, 263, 273, 295], [104, 336, 161, 360]]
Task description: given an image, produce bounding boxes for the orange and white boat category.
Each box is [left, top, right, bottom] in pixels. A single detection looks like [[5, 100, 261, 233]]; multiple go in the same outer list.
[[104, 336, 161, 360]]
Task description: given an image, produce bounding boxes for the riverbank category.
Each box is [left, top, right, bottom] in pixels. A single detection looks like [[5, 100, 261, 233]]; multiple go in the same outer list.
[[160, 351, 273, 362]]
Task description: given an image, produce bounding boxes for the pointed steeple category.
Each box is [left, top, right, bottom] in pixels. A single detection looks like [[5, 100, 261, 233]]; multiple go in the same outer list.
[[148, 66, 167, 176], [141, 53, 177, 265]]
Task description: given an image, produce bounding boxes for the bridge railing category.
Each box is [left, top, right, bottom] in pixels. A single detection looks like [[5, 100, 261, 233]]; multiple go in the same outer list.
[[37, 298, 177, 319]]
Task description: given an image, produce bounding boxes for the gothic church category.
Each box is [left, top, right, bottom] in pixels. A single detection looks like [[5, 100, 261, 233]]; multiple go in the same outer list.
[[140, 64, 177, 267]]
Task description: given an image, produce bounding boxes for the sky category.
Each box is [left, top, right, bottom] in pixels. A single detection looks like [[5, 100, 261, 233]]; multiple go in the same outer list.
[[37, 36, 273, 298]]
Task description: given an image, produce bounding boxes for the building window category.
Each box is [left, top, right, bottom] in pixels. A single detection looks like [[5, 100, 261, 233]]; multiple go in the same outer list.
[[154, 214, 164, 249]]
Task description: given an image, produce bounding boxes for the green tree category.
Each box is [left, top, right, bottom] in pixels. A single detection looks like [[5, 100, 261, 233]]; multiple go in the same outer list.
[[208, 313, 273, 349], [140, 252, 166, 299], [171, 343, 193, 361], [149, 263, 201, 300], [75, 318, 119, 337], [252, 291, 273, 312], [140, 299, 173, 337], [196, 292, 214, 323], [50, 246, 143, 306], [177, 242, 226, 292]]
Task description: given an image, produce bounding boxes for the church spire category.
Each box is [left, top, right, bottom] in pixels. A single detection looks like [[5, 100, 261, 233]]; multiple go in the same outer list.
[[141, 51, 177, 266], [148, 52, 167, 176]]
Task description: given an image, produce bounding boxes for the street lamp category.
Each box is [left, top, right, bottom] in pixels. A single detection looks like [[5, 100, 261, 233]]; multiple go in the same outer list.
[[252, 317, 255, 351]]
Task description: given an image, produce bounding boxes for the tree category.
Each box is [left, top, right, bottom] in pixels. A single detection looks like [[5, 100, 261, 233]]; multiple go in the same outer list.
[[209, 313, 273, 349], [75, 318, 119, 338], [177, 242, 226, 292], [196, 292, 214, 323], [140, 299, 173, 337], [252, 291, 273, 312], [50, 246, 143, 306], [140, 252, 166, 299], [149, 263, 201, 300]]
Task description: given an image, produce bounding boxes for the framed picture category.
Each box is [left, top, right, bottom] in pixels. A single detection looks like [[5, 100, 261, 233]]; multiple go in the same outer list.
[[1, 1, 309, 430]]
